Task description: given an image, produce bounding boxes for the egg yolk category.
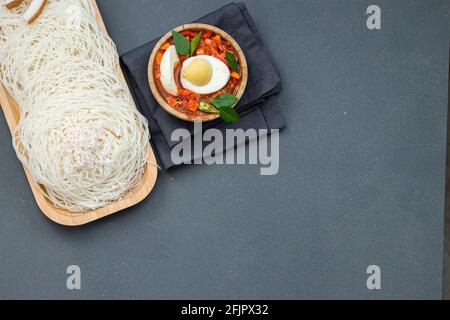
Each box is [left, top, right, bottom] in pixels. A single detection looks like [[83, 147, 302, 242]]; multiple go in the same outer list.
[[182, 59, 212, 86]]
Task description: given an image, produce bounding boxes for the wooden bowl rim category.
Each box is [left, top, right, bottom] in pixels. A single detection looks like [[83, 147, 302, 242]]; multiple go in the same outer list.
[[148, 23, 248, 122]]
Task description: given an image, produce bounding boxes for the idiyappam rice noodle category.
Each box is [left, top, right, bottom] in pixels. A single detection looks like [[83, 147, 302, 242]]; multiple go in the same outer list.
[[0, 0, 151, 212]]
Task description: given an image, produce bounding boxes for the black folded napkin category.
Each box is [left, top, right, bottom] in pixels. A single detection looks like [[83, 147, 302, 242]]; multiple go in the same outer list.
[[121, 2, 286, 169]]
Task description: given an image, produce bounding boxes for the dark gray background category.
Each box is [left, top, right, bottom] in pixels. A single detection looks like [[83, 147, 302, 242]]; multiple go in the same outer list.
[[0, 0, 449, 299]]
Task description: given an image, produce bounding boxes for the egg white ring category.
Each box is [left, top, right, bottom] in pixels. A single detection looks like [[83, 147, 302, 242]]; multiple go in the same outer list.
[[160, 45, 179, 96], [180, 55, 230, 95]]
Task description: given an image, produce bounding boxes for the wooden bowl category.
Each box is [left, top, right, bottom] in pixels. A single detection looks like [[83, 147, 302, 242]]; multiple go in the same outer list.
[[148, 23, 248, 122]]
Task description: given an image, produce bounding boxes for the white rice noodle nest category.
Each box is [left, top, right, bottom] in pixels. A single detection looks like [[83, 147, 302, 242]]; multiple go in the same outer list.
[[0, 0, 151, 212]]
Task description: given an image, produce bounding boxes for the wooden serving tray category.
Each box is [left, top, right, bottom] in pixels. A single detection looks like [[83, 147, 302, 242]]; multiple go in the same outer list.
[[0, 0, 158, 226]]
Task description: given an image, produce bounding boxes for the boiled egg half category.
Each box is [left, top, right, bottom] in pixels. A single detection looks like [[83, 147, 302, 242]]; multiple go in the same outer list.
[[160, 45, 180, 96], [180, 55, 230, 95]]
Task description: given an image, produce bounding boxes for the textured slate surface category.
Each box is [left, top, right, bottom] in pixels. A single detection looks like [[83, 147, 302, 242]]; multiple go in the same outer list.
[[444, 63, 450, 300], [0, 0, 448, 299]]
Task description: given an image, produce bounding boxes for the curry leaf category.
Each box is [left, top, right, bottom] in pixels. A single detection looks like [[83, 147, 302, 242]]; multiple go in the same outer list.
[[211, 93, 240, 123], [212, 93, 238, 108], [190, 31, 203, 56], [226, 51, 239, 72], [172, 30, 190, 56], [219, 106, 240, 123]]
